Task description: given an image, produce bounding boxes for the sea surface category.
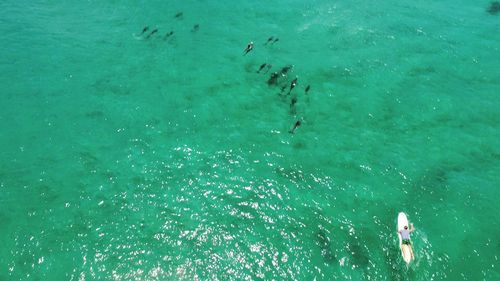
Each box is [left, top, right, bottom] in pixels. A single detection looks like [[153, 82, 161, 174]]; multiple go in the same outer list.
[[1, 0, 499, 280]]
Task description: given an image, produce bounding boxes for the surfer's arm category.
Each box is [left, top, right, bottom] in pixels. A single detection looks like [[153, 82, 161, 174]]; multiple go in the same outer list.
[[409, 223, 415, 232]]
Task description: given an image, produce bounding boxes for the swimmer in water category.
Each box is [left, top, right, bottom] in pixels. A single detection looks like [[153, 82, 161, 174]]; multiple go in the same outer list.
[[272, 38, 279, 44], [290, 96, 298, 114], [288, 77, 298, 94], [243, 42, 254, 55], [280, 65, 293, 76], [146, 28, 158, 39], [164, 31, 174, 40], [192, 24, 200, 32], [264, 36, 274, 45], [280, 84, 287, 94], [257, 63, 267, 73], [305, 85, 311, 94], [264, 64, 272, 74], [267, 72, 279, 86], [289, 120, 301, 134], [140, 26, 149, 35]]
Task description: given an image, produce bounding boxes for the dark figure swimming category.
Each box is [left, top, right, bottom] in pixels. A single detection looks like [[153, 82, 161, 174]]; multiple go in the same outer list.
[[164, 31, 174, 39], [290, 97, 298, 109], [264, 36, 274, 45], [192, 24, 200, 32], [289, 120, 301, 134], [267, 72, 279, 86], [243, 42, 254, 55], [257, 63, 267, 73], [305, 85, 311, 94], [290, 96, 298, 115], [288, 77, 298, 94], [280, 84, 287, 94], [175, 12, 183, 18], [488, 1, 500, 14], [146, 29, 158, 39], [272, 38, 279, 44], [264, 64, 272, 73], [140, 26, 149, 35], [280, 65, 293, 76]]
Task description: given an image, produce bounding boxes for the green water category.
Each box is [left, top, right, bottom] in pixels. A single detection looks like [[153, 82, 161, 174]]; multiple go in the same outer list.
[[1, 0, 499, 280]]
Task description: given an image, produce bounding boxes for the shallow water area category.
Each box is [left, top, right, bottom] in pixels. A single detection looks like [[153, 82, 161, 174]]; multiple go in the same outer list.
[[0, 0, 499, 280]]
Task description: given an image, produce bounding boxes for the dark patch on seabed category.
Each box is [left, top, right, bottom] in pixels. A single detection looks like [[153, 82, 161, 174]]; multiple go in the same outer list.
[[85, 110, 105, 119], [274, 166, 306, 183], [487, 1, 500, 14], [346, 236, 370, 268], [79, 151, 100, 172], [316, 228, 336, 263]]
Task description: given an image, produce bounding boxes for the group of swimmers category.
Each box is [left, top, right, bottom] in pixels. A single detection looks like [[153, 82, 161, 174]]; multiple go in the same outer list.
[[244, 40, 311, 134], [138, 12, 199, 40], [137, 14, 314, 135]]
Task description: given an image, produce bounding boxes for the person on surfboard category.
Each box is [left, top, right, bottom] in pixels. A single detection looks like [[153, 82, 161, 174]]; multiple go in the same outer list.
[[399, 224, 415, 244], [398, 224, 415, 260]]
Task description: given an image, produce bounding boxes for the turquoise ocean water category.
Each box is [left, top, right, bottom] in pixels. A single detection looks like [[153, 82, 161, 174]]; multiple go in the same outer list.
[[1, 0, 499, 280]]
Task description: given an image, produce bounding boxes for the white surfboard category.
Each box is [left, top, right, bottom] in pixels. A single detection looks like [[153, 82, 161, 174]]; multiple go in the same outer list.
[[397, 212, 413, 264]]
